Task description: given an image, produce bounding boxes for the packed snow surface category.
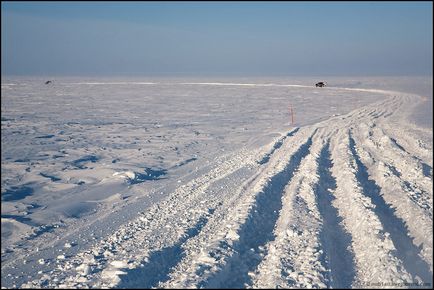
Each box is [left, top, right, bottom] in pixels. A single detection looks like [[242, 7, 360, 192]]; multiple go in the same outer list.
[[1, 76, 432, 288]]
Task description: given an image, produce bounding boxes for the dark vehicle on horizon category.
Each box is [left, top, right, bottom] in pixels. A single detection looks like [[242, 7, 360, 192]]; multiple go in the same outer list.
[[315, 82, 326, 87]]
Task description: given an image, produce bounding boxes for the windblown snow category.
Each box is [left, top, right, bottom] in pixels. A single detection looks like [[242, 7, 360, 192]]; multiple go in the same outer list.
[[1, 77, 432, 289]]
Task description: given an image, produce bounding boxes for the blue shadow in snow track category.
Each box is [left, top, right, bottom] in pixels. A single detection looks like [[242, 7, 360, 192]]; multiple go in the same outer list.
[[421, 163, 432, 178], [116, 212, 212, 288], [348, 132, 432, 285], [258, 128, 300, 165], [315, 141, 355, 288], [204, 131, 314, 288], [389, 137, 432, 179]]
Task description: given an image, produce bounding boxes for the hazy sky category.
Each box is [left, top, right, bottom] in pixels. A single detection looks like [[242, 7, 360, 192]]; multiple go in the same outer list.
[[2, 1, 432, 76]]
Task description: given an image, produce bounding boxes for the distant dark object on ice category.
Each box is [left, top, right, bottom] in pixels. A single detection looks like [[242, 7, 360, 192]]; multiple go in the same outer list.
[[45, 80, 52, 85], [315, 82, 326, 87]]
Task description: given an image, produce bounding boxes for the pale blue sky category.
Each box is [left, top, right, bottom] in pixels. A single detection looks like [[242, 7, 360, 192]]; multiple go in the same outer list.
[[1, 1, 432, 76]]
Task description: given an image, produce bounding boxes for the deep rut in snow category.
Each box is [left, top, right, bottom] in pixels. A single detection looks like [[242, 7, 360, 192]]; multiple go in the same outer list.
[[205, 133, 314, 288], [348, 133, 432, 283], [315, 141, 355, 288], [116, 214, 211, 288]]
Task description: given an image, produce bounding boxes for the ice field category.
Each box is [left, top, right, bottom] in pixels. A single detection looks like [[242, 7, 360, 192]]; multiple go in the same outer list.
[[1, 76, 432, 288]]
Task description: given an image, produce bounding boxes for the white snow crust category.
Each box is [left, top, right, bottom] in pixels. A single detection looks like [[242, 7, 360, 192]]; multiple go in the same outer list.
[[1, 76, 432, 288]]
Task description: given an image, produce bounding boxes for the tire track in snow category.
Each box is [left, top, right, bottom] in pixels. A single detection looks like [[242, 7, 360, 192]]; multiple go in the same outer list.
[[158, 129, 313, 289], [330, 131, 413, 284], [387, 134, 433, 177], [94, 154, 258, 288], [350, 129, 433, 273], [359, 124, 433, 216], [252, 135, 330, 288], [252, 135, 357, 289], [257, 127, 299, 165], [372, 126, 432, 193], [20, 148, 259, 288], [114, 214, 211, 288], [379, 114, 433, 165], [203, 131, 315, 288], [348, 132, 432, 283], [157, 164, 269, 289], [315, 141, 355, 288], [389, 136, 433, 177]]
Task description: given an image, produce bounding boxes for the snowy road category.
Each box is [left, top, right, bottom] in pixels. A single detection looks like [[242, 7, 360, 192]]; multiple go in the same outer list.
[[1, 78, 432, 288]]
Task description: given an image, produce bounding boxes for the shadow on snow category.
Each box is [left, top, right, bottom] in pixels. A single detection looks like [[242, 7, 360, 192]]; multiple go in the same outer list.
[[117, 212, 212, 288], [349, 132, 432, 284], [316, 141, 355, 288], [205, 131, 314, 288]]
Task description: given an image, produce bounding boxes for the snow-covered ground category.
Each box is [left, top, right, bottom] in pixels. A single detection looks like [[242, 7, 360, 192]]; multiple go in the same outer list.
[[1, 76, 432, 288]]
